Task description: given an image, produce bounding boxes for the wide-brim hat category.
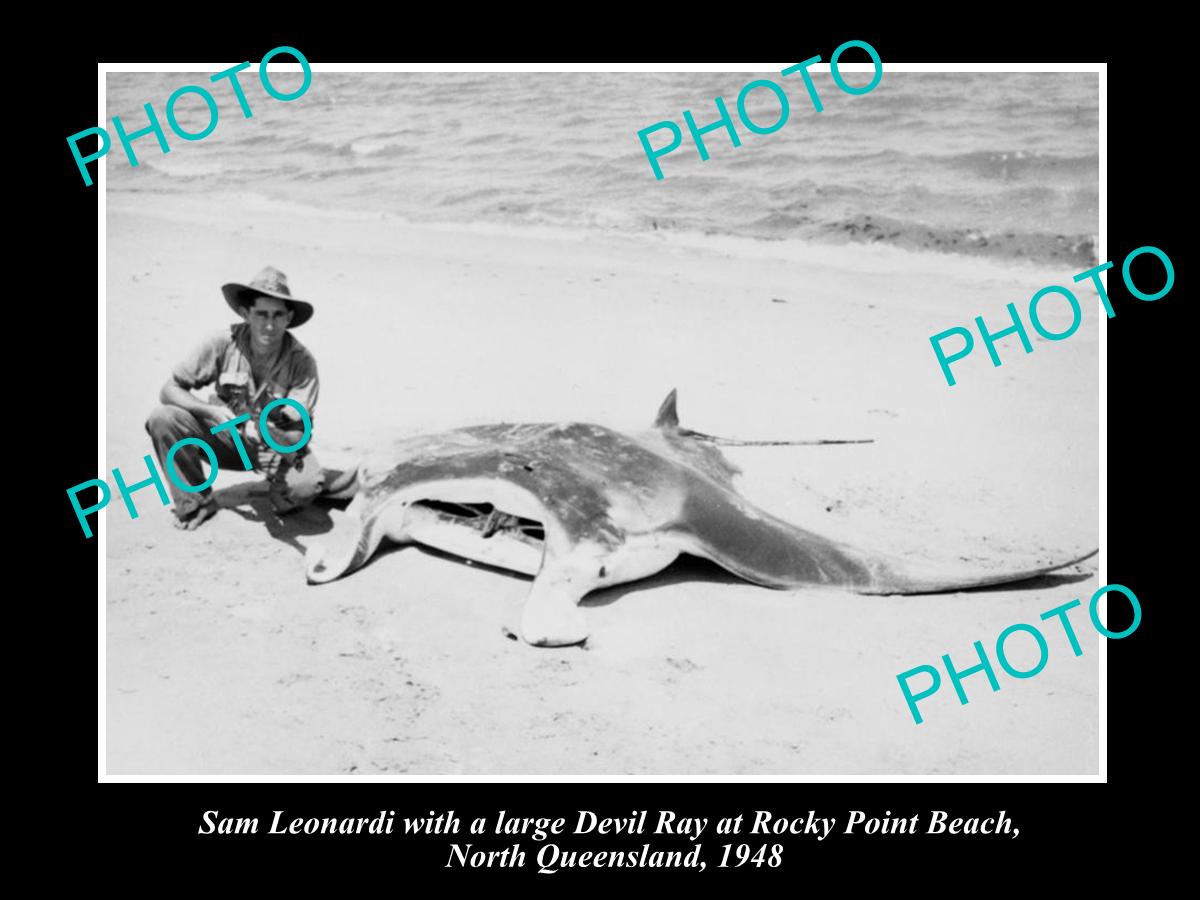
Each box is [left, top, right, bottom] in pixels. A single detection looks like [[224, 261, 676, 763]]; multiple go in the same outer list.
[[221, 266, 314, 328]]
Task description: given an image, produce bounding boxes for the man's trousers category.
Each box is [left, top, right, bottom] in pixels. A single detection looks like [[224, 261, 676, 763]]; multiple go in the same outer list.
[[145, 405, 324, 519]]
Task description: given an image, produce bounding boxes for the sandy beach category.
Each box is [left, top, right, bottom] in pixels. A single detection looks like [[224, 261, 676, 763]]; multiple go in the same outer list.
[[104, 190, 1100, 776]]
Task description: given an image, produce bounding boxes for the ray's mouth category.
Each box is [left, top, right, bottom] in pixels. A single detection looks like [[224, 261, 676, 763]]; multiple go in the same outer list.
[[412, 500, 545, 545]]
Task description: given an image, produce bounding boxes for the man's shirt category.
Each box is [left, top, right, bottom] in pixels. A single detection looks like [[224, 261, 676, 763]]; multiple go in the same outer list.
[[172, 323, 319, 422]]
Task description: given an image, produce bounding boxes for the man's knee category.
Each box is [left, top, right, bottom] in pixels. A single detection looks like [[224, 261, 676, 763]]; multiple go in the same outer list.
[[145, 404, 200, 440]]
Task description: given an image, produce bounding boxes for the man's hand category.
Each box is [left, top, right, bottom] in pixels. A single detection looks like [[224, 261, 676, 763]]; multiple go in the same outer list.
[[244, 419, 276, 472], [254, 443, 283, 476], [202, 403, 238, 429]]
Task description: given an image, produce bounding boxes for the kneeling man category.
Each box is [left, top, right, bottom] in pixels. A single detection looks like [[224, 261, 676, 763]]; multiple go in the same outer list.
[[146, 266, 324, 530]]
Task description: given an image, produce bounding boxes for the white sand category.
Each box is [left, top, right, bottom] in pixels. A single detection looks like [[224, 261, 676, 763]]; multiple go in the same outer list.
[[104, 191, 1100, 775]]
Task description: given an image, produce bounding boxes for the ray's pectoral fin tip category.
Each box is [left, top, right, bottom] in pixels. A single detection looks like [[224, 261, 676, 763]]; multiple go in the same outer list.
[[1052, 547, 1099, 571], [305, 542, 327, 582]]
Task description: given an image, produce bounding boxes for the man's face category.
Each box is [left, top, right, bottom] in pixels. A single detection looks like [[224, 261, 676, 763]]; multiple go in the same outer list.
[[242, 296, 294, 351]]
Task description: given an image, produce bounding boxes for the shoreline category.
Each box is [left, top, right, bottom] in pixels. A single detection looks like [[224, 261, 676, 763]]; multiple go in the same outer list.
[[107, 185, 1096, 274]]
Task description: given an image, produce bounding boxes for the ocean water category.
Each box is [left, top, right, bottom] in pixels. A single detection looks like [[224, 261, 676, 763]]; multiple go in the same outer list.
[[106, 71, 1099, 266]]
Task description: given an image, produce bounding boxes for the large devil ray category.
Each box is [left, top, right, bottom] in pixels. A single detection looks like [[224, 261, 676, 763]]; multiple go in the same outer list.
[[306, 391, 1096, 646]]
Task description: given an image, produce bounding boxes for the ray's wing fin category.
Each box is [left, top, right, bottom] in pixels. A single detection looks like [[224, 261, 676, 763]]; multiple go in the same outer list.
[[680, 479, 1097, 595]]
